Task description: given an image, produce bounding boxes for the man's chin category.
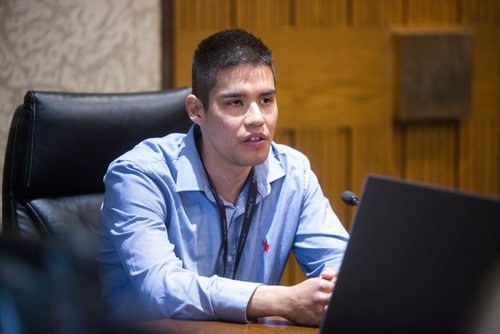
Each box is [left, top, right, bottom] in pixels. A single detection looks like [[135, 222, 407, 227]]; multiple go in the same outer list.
[[240, 146, 271, 167], [248, 154, 269, 167]]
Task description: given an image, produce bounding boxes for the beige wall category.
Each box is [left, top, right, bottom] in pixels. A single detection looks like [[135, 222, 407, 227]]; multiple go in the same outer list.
[[0, 0, 162, 223]]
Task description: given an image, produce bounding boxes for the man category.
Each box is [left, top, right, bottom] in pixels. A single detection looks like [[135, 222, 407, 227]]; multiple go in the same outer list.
[[98, 29, 349, 326]]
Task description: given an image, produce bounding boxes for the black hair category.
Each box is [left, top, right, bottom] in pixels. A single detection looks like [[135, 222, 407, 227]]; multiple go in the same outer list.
[[192, 29, 275, 109]]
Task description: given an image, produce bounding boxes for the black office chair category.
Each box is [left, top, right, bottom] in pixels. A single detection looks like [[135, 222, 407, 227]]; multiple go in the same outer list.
[[0, 88, 192, 332], [2, 87, 192, 241]]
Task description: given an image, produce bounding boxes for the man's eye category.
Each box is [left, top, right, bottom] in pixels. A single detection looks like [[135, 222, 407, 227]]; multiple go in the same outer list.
[[260, 97, 273, 105], [228, 100, 243, 107]]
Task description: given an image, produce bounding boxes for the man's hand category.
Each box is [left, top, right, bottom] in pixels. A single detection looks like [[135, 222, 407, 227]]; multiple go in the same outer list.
[[320, 267, 338, 283], [247, 268, 338, 327], [320, 268, 338, 311], [283, 276, 334, 326]]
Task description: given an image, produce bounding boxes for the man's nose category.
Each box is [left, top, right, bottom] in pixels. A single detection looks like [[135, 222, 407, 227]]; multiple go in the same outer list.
[[245, 102, 265, 126]]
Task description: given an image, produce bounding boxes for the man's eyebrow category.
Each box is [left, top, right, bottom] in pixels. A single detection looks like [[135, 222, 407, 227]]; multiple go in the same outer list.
[[218, 89, 276, 99], [260, 89, 277, 96], [219, 92, 244, 99]]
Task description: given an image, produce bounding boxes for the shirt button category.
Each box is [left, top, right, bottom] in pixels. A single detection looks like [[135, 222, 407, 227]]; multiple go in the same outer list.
[[227, 255, 233, 262]]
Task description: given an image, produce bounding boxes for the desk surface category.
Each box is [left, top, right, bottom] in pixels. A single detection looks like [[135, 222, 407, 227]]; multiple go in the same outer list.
[[126, 317, 319, 334]]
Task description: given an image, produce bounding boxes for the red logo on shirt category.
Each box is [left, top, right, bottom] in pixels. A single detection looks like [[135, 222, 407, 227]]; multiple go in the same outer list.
[[261, 240, 269, 254]]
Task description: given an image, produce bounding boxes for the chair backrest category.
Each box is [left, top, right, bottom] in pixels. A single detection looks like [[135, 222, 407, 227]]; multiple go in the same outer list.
[[2, 88, 192, 247], [1, 89, 193, 332]]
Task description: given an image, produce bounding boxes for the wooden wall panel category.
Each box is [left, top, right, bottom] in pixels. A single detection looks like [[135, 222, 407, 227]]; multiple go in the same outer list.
[[457, 25, 500, 195], [175, 0, 232, 30], [352, 0, 404, 27], [293, 128, 352, 226], [273, 127, 296, 148], [459, 120, 500, 195], [263, 30, 392, 129], [407, 0, 459, 25], [172, 30, 209, 87], [294, 0, 348, 27], [402, 123, 458, 187], [471, 27, 500, 120], [461, 0, 500, 25], [236, 0, 291, 28], [351, 125, 400, 192]]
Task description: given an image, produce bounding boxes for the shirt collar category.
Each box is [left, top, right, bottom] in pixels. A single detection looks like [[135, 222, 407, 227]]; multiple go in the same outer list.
[[254, 146, 285, 198], [175, 125, 285, 199], [175, 125, 211, 194]]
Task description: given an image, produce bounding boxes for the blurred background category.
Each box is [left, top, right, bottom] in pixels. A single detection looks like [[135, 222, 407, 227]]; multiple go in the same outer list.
[[1, 0, 499, 285]]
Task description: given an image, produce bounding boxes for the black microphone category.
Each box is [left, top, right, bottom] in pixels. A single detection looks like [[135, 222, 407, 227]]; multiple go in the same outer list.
[[341, 190, 359, 206]]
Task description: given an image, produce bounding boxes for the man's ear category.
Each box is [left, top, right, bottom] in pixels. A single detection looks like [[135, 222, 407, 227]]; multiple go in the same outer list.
[[185, 94, 204, 126]]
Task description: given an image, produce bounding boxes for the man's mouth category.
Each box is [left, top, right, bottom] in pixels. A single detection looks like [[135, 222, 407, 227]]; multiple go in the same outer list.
[[246, 136, 263, 142]]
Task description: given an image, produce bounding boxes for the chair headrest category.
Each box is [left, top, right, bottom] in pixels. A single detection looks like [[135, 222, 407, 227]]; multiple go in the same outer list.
[[4, 88, 192, 199]]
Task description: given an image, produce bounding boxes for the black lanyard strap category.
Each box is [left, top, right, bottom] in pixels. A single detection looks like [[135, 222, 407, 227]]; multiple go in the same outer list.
[[208, 168, 258, 279], [195, 127, 258, 279], [209, 186, 230, 276], [232, 169, 257, 279]]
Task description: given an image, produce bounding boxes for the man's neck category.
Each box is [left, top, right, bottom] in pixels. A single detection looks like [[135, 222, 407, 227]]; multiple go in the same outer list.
[[205, 163, 252, 204], [194, 127, 252, 203]]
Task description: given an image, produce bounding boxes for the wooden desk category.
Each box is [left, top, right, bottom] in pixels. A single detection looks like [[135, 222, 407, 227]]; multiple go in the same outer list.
[[126, 317, 319, 333]]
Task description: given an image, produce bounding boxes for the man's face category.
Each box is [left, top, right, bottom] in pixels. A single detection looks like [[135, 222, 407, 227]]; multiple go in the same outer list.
[[199, 64, 278, 172]]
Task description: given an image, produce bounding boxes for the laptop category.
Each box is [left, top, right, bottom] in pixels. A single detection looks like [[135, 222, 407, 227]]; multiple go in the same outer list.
[[320, 174, 500, 334]]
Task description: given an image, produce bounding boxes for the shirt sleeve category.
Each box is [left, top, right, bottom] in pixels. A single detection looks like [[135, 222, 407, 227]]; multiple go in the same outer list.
[[101, 160, 261, 322], [292, 166, 350, 277]]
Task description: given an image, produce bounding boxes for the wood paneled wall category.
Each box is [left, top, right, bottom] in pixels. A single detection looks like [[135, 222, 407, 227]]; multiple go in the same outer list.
[[169, 0, 500, 285]]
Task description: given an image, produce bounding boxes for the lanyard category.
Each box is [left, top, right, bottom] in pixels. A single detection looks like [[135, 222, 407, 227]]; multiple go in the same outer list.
[[194, 127, 258, 278], [207, 168, 257, 279]]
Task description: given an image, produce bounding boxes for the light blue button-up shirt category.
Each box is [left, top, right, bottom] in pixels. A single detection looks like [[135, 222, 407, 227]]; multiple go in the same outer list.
[[98, 125, 349, 324]]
